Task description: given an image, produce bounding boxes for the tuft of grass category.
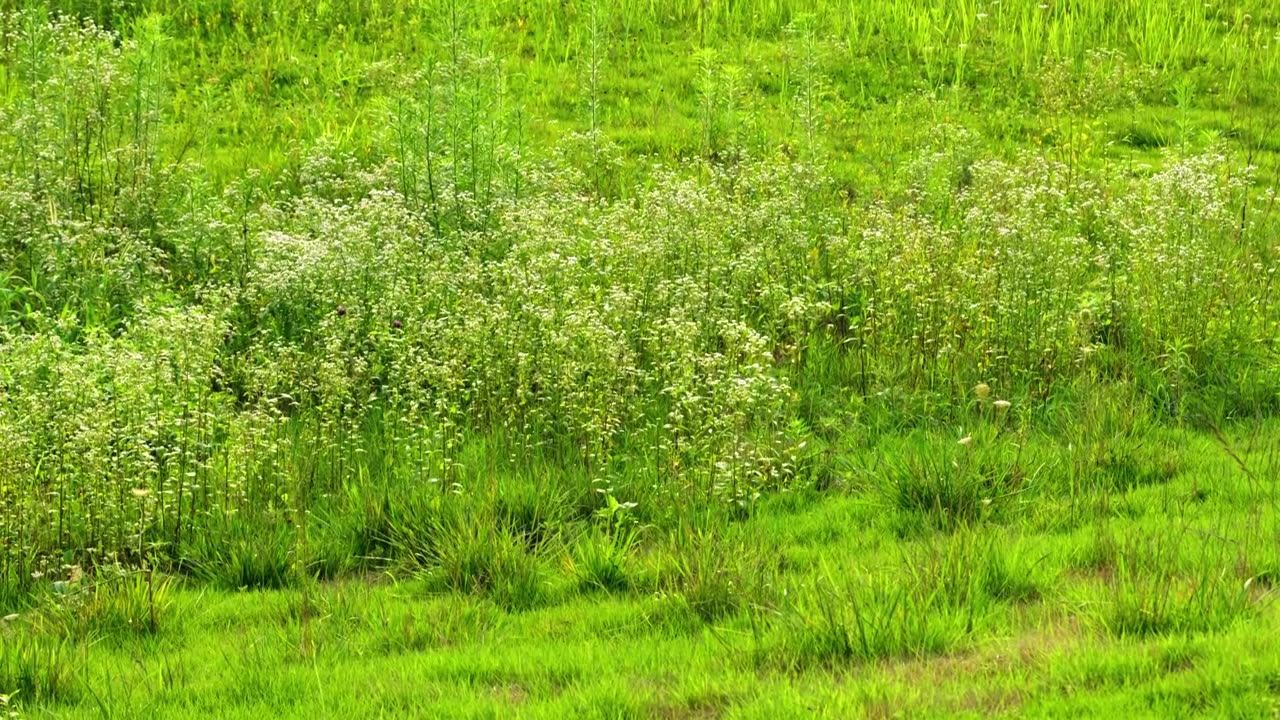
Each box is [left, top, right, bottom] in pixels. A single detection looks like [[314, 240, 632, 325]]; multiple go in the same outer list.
[[1097, 539, 1252, 638], [398, 499, 550, 612], [875, 433, 1030, 534], [1061, 385, 1186, 495], [905, 531, 1049, 610], [567, 528, 637, 594], [43, 567, 175, 640], [495, 481, 571, 552], [766, 574, 971, 671], [185, 519, 296, 591], [651, 525, 778, 623], [0, 629, 75, 707]]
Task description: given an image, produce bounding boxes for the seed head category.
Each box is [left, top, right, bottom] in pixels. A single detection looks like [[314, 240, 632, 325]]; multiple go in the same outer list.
[[974, 383, 991, 400]]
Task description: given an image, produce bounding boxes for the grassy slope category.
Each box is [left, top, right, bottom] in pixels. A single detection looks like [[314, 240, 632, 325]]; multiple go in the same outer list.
[[22, 0, 1280, 183], [7, 425, 1280, 717], [3, 1, 1280, 717], [26, 591, 1280, 718]]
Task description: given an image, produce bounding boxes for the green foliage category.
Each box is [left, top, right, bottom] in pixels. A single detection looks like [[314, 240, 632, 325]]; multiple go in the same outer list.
[[1096, 534, 1253, 638], [41, 567, 174, 640], [1, 2, 1280, 716], [186, 516, 296, 591], [652, 524, 778, 623], [871, 431, 1031, 533], [3, 7, 1280, 599], [0, 625, 74, 707], [767, 573, 971, 670], [568, 529, 636, 594], [392, 496, 549, 612]]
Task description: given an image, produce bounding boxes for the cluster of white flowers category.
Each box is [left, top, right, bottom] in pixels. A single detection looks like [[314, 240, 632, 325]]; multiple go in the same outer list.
[[2, 13, 1277, 587]]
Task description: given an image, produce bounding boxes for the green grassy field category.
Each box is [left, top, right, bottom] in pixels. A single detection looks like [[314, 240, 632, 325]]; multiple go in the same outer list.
[[4, 1, 1280, 717]]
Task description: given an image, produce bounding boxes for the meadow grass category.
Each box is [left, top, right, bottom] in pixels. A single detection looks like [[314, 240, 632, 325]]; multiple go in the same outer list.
[[2, 1, 1280, 716]]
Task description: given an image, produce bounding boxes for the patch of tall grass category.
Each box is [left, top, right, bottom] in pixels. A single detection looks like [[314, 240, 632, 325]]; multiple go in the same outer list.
[[0, 7, 1278, 629]]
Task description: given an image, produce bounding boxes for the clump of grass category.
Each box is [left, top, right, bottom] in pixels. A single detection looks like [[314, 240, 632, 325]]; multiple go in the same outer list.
[[495, 482, 571, 552], [297, 508, 364, 581], [42, 567, 175, 640], [637, 592, 706, 637], [1059, 384, 1186, 496], [1086, 436, 1183, 493], [1103, 569, 1249, 639], [905, 531, 1049, 610], [767, 527, 1053, 670], [764, 574, 970, 671], [1096, 538, 1251, 638], [0, 550, 38, 615], [185, 518, 296, 591], [367, 595, 503, 656], [0, 627, 75, 707], [567, 529, 637, 594], [875, 432, 1030, 534], [1069, 524, 1122, 575], [650, 524, 779, 623], [393, 497, 549, 612]]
